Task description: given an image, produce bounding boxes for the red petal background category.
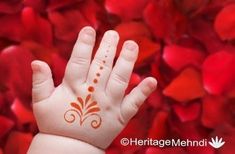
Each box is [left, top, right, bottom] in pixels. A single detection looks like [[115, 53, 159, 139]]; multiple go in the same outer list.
[[0, 0, 235, 153]]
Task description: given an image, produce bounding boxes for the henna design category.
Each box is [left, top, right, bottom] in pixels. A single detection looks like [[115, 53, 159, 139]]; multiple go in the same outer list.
[[88, 86, 94, 92], [64, 109, 79, 123], [64, 94, 102, 129], [64, 50, 109, 129], [93, 79, 98, 83]]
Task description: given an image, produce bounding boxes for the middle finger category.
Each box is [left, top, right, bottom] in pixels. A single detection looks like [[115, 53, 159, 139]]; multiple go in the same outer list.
[[86, 30, 119, 92]]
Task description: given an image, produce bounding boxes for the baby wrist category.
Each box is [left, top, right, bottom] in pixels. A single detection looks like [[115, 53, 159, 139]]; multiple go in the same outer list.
[[27, 133, 105, 154]]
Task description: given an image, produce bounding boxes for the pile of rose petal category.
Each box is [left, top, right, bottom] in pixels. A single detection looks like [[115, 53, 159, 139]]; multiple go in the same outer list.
[[0, 0, 235, 154]]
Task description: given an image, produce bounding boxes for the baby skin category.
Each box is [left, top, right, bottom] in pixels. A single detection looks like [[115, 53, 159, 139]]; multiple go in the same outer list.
[[28, 26, 157, 154]]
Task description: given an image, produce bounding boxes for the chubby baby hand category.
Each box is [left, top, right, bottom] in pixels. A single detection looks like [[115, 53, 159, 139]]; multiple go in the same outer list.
[[28, 26, 157, 153]]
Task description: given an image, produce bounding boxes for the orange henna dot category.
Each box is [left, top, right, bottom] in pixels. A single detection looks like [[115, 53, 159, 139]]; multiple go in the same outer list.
[[93, 79, 98, 83], [96, 73, 100, 77], [88, 86, 94, 92]]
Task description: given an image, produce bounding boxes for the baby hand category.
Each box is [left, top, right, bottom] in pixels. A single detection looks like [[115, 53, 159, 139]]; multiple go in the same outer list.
[[28, 27, 157, 153]]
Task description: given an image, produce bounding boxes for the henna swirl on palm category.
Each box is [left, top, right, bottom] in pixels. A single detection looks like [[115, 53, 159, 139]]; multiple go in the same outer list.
[[64, 109, 79, 123], [64, 94, 102, 129]]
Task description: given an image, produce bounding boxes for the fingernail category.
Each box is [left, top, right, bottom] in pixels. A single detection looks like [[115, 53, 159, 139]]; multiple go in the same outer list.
[[148, 78, 157, 90], [103, 30, 119, 45], [125, 41, 138, 51], [31, 62, 41, 72], [106, 30, 119, 40], [83, 27, 95, 35], [80, 27, 95, 44]]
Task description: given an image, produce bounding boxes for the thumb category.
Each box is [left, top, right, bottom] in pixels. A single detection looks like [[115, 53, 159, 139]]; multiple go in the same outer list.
[[31, 60, 54, 103]]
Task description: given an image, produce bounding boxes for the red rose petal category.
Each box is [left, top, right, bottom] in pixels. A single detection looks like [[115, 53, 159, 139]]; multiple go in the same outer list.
[[106, 147, 121, 154], [186, 145, 215, 154], [115, 22, 160, 66], [48, 0, 82, 11], [79, 0, 106, 29], [201, 96, 228, 128], [227, 86, 235, 98], [189, 19, 224, 53], [220, 136, 235, 154], [115, 22, 151, 39], [0, 1, 22, 14], [213, 125, 235, 154], [11, 99, 35, 125], [173, 102, 201, 122], [0, 91, 14, 109], [105, 0, 148, 20], [211, 0, 235, 18], [48, 9, 89, 41], [214, 4, 235, 40], [151, 56, 165, 87], [174, 0, 210, 16], [0, 14, 23, 41], [170, 121, 207, 140], [163, 45, 205, 71], [114, 119, 147, 151], [148, 90, 164, 109], [144, 0, 187, 40], [146, 147, 186, 154], [0, 59, 9, 91], [21, 41, 55, 63], [202, 50, 235, 94], [53, 39, 74, 59], [0, 94, 4, 108], [51, 53, 67, 86], [125, 73, 141, 94], [21, 7, 53, 46], [0, 116, 14, 139], [0, 46, 35, 106], [23, 0, 47, 12], [148, 111, 168, 139], [4, 131, 33, 154], [144, 1, 167, 39], [164, 68, 206, 103], [116, 112, 149, 141], [0, 39, 9, 51], [113, 106, 150, 151], [135, 36, 160, 65]]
